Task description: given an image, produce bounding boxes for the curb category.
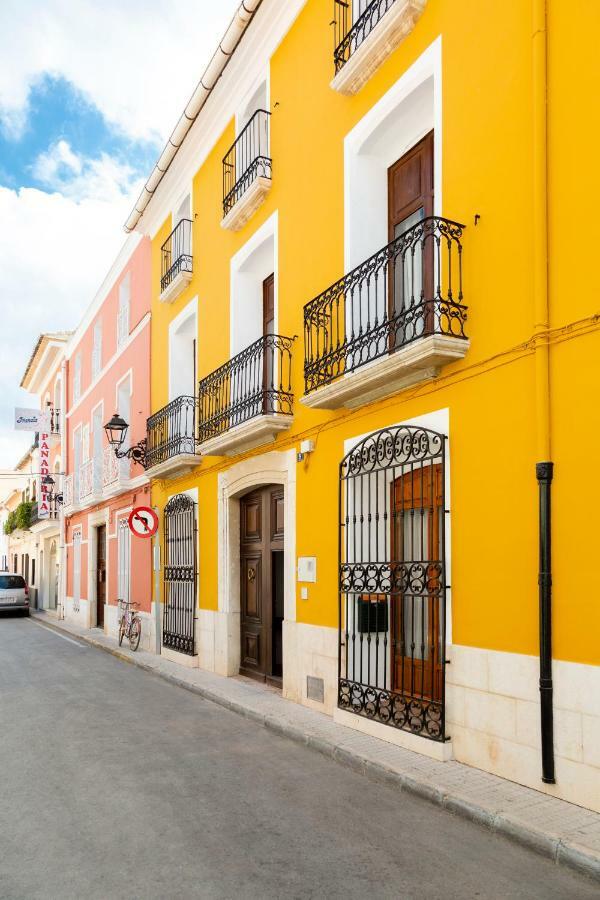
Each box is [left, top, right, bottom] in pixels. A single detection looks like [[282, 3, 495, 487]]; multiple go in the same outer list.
[[30, 614, 600, 884]]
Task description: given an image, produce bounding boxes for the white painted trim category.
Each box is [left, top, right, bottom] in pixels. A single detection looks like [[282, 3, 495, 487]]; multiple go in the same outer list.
[[343, 36, 442, 273], [135, 1, 307, 239], [199, 413, 292, 457], [221, 175, 272, 232], [215, 449, 296, 677], [65, 234, 143, 360], [168, 296, 198, 403], [330, 0, 428, 96], [229, 210, 278, 353], [66, 313, 150, 419]]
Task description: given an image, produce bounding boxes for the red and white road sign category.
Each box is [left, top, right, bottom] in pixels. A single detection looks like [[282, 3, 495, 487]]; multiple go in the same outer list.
[[128, 506, 159, 539]]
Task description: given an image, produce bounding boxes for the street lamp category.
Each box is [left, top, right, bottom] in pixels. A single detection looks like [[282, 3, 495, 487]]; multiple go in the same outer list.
[[104, 413, 147, 467], [41, 475, 63, 505]]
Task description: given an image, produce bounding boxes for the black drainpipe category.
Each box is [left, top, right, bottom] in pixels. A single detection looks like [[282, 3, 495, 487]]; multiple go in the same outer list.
[[536, 461, 555, 784]]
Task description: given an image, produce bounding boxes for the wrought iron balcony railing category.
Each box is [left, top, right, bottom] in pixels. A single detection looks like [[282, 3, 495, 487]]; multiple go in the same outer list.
[[303, 215, 467, 394], [223, 109, 271, 216], [49, 407, 60, 435], [198, 334, 294, 444], [333, 0, 400, 73], [160, 218, 193, 293], [146, 395, 199, 470]]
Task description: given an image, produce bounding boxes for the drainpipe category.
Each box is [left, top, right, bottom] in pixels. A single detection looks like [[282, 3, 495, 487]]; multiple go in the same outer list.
[[532, 0, 554, 784]]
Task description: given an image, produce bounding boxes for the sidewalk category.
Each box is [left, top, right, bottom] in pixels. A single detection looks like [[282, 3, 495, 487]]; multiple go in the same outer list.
[[31, 611, 600, 884]]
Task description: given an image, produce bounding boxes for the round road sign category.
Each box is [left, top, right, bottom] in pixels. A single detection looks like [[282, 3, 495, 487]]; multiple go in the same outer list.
[[128, 506, 159, 539]]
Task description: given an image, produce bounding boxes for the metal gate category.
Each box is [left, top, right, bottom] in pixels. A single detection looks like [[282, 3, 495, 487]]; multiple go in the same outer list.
[[338, 425, 448, 742], [163, 493, 197, 655]]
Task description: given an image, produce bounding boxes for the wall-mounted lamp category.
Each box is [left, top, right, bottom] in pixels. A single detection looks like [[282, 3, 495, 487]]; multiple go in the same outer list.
[[41, 474, 63, 505], [104, 413, 148, 468]]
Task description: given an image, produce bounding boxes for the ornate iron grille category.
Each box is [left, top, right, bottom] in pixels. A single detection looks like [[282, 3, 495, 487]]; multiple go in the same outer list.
[[49, 407, 60, 435], [333, 0, 400, 73], [163, 493, 197, 656], [338, 425, 448, 742], [160, 218, 193, 293], [198, 334, 294, 444], [304, 216, 466, 393], [146, 396, 199, 469], [222, 109, 271, 216]]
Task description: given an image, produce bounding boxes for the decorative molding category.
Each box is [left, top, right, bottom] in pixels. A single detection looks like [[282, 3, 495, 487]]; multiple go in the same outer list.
[[331, 0, 428, 96], [199, 414, 293, 457], [301, 336, 469, 410], [220, 176, 272, 232], [145, 453, 200, 481], [159, 269, 193, 304]]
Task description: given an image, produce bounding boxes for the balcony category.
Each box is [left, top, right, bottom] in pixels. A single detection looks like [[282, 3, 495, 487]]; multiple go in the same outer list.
[[221, 110, 271, 232], [198, 334, 294, 457], [145, 395, 200, 479], [49, 407, 60, 435], [30, 499, 59, 525], [102, 446, 131, 498], [79, 457, 103, 504], [302, 216, 468, 410], [331, 0, 427, 95], [160, 218, 193, 303]]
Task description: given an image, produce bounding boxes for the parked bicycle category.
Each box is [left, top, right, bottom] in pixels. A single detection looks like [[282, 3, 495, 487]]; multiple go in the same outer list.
[[118, 599, 141, 652]]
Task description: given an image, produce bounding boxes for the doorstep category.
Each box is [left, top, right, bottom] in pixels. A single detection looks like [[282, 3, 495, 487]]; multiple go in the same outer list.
[[29, 610, 600, 884]]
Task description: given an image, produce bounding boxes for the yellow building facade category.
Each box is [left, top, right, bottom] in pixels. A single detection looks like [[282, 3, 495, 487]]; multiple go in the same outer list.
[[130, 0, 600, 811]]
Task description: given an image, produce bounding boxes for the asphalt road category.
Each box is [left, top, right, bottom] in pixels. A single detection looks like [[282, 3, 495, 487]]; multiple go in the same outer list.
[[0, 616, 597, 900]]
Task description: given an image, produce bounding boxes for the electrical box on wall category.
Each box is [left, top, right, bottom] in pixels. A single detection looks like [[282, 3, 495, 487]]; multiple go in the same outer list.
[[297, 556, 317, 583]]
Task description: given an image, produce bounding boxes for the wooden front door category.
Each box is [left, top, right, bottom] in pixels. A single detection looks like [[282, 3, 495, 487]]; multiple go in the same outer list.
[[240, 485, 284, 684], [388, 131, 434, 334], [96, 525, 106, 629], [391, 463, 443, 702]]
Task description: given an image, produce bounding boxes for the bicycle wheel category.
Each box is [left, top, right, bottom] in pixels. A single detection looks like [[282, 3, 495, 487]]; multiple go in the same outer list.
[[129, 616, 141, 652], [118, 617, 126, 647]]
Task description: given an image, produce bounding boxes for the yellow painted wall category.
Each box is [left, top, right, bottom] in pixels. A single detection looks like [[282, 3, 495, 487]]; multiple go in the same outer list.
[[149, 0, 600, 665]]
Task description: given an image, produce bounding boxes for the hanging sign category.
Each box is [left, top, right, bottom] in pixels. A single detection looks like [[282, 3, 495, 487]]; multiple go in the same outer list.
[[15, 408, 50, 432], [38, 434, 50, 519], [128, 506, 159, 539]]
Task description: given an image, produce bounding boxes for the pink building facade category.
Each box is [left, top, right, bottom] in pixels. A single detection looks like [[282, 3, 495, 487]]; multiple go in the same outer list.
[[62, 235, 154, 649]]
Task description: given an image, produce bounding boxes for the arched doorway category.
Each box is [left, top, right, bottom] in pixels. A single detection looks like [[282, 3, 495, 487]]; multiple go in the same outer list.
[[338, 424, 448, 742], [239, 484, 284, 685]]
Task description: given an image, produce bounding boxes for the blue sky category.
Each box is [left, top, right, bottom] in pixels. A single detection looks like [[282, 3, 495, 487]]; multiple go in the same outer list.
[[0, 0, 240, 471], [0, 75, 157, 192]]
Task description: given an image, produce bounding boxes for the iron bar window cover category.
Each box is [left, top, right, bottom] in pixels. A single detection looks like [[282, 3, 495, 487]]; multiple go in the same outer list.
[[222, 109, 271, 216], [160, 218, 193, 293], [333, 0, 400, 73], [198, 334, 294, 444], [145, 396, 199, 469], [304, 216, 466, 393], [163, 493, 197, 656], [338, 425, 448, 741]]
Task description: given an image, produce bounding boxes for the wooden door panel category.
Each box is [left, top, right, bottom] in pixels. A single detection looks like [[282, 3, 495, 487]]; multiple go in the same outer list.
[[242, 555, 262, 621], [242, 494, 261, 542], [271, 490, 285, 543], [96, 525, 106, 628]]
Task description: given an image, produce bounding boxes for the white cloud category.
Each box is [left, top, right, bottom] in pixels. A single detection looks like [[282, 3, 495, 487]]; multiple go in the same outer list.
[[32, 139, 140, 202], [0, 179, 139, 466], [0, 0, 241, 143]]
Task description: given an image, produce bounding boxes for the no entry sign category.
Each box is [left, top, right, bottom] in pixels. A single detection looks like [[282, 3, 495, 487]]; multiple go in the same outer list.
[[128, 506, 159, 539]]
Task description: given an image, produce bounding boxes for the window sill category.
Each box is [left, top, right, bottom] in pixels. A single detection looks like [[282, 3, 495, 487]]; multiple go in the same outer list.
[[198, 413, 293, 458], [221, 176, 272, 233], [331, 0, 427, 96], [301, 334, 469, 410], [159, 269, 193, 304]]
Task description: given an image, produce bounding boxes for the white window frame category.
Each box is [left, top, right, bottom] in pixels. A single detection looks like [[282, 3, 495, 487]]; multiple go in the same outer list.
[[73, 354, 82, 402], [117, 517, 131, 605], [117, 273, 131, 348], [92, 319, 103, 380], [72, 530, 82, 613]]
